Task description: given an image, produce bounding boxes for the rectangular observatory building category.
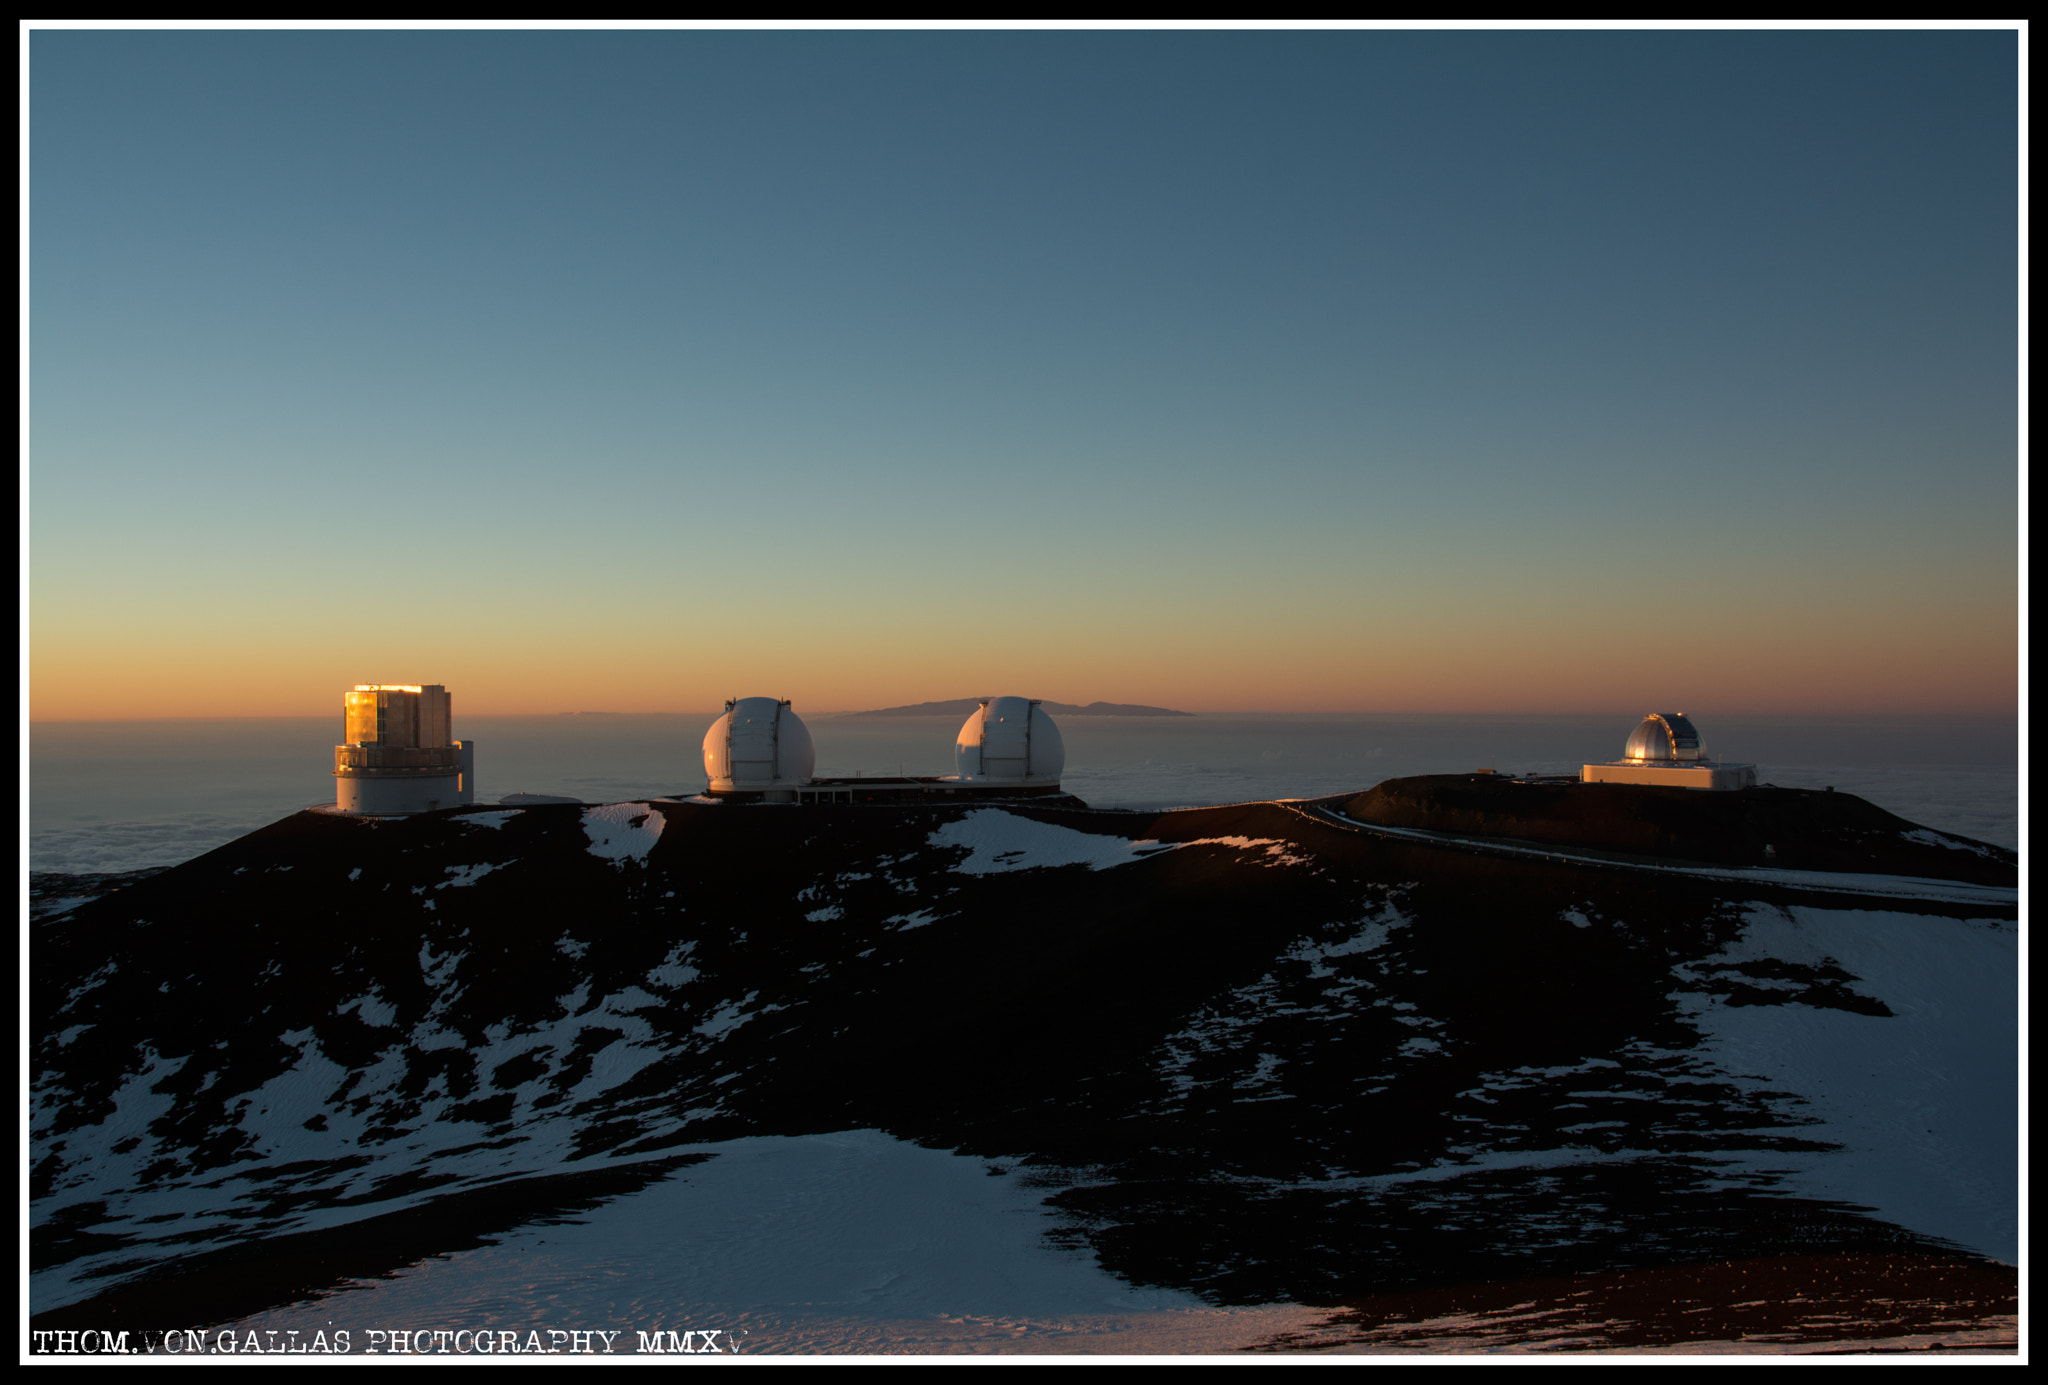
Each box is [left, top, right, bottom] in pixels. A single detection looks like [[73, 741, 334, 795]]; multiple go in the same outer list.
[[334, 684, 475, 814]]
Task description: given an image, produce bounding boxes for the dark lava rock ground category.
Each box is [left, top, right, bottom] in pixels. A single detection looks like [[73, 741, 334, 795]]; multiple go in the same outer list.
[[29, 788, 2018, 1348], [1344, 776, 2016, 885]]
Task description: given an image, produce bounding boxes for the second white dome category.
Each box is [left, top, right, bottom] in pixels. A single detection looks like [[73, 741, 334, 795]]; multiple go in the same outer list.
[[955, 697, 1064, 783], [704, 697, 817, 790]]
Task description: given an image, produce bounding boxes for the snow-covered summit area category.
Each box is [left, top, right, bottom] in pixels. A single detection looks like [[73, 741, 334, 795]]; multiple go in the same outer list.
[[926, 808, 1307, 875], [582, 803, 667, 864], [31, 796, 2017, 1345]]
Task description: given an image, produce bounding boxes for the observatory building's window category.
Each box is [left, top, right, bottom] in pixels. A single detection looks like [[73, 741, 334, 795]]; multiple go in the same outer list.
[[345, 694, 379, 746]]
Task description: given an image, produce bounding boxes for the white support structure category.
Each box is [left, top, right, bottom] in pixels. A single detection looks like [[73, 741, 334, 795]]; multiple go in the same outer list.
[[337, 771, 464, 815], [1582, 760, 1757, 791]]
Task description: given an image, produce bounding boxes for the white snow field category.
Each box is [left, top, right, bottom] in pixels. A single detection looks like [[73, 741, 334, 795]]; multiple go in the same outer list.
[[927, 808, 1304, 876], [223, 1129, 1326, 1355], [37, 801, 2015, 1356], [581, 803, 668, 865], [1681, 905, 2019, 1265]]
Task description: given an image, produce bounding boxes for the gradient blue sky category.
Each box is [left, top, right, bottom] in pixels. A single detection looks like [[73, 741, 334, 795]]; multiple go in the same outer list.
[[29, 27, 2020, 717]]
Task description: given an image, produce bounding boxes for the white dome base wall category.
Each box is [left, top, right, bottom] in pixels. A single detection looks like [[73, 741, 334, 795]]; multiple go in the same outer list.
[[337, 772, 464, 815], [1582, 762, 1757, 791]]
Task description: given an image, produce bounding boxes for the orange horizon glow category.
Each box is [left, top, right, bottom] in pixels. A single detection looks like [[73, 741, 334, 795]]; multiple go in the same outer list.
[[29, 35, 2020, 742], [27, 543, 2018, 723], [27, 659, 2019, 722]]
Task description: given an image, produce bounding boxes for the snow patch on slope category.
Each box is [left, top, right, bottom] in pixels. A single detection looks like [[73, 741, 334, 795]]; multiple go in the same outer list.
[[223, 1130, 1323, 1354], [583, 804, 667, 865], [928, 812, 1168, 874], [337, 991, 398, 1027], [1181, 835, 1313, 867], [31, 935, 742, 1312], [928, 811, 1309, 876], [696, 992, 784, 1040], [438, 862, 501, 888], [1680, 905, 2017, 1262], [1150, 909, 1420, 1101], [1899, 827, 2002, 860]]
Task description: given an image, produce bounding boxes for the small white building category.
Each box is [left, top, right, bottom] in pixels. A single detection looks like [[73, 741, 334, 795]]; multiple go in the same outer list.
[[333, 684, 476, 814], [1582, 713, 1756, 791]]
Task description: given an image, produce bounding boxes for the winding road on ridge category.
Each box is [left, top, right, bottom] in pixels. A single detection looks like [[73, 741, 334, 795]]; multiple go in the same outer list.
[[1285, 800, 2017, 910]]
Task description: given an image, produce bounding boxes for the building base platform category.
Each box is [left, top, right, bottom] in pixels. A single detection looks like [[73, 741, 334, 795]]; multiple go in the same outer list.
[[1582, 762, 1758, 792]]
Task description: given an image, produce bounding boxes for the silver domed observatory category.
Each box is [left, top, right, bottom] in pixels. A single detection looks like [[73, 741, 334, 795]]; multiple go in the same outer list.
[[700, 695, 1074, 804], [1582, 713, 1756, 791]]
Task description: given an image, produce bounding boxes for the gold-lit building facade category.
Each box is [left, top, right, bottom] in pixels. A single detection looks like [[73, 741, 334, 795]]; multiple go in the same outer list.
[[334, 684, 474, 814], [344, 684, 452, 748]]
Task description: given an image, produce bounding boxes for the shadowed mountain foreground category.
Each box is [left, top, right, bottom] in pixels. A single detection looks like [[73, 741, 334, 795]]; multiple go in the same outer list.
[[1344, 774, 2016, 884], [1248, 1253, 2017, 1354], [30, 785, 2017, 1353]]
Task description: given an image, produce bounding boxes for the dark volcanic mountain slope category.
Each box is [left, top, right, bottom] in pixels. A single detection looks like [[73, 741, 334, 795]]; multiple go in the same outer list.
[[31, 796, 2016, 1326], [1345, 776, 2015, 885]]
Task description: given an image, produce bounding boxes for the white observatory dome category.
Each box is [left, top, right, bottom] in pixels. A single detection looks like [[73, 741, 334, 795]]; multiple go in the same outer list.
[[955, 697, 1065, 784], [703, 698, 817, 792], [1624, 712, 1704, 763]]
